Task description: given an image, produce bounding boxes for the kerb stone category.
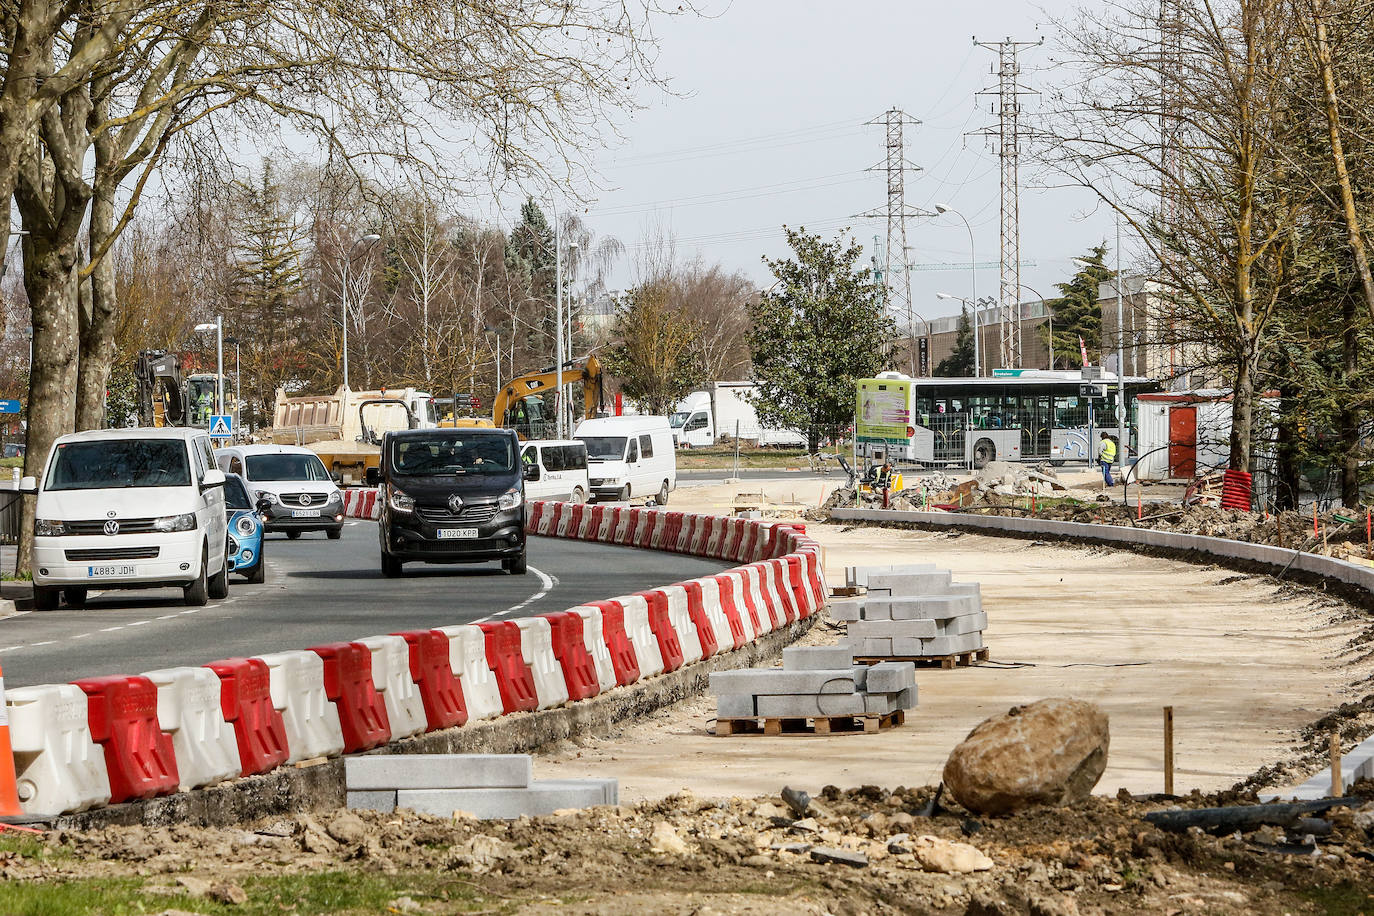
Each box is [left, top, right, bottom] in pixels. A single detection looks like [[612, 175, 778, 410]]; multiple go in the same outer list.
[[345, 754, 532, 790], [396, 779, 618, 819], [709, 669, 856, 696], [783, 646, 855, 671], [866, 661, 916, 694]]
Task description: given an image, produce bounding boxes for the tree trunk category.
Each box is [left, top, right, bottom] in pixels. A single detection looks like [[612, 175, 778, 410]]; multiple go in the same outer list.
[[1340, 291, 1361, 507], [1273, 382, 1302, 512], [17, 241, 81, 573], [76, 128, 119, 431], [1228, 347, 1256, 473]]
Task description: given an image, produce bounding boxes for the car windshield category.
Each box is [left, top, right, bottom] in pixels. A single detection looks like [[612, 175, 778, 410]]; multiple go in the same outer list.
[[668, 412, 689, 428], [579, 436, 627, 461], [245, 453, 331, 481], [46, 439, 190, 490], [224, 476, 253, 509], [391, 435, 515, 475]]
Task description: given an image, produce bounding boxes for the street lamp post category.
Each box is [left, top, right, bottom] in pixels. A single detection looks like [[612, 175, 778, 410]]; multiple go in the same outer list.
[[935, 204, 976, 375], [193, 317, 224, 416], [484, 325, 501, 392], [553, 221, 580, 440], [341, 233, 382, 389]]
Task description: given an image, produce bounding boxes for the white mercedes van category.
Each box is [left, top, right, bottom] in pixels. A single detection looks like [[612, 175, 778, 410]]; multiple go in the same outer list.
[[574, 416, 677, 505], [23, 427, 230, 610], [520, 439, 590, 503], [216, 444, 344, 539]]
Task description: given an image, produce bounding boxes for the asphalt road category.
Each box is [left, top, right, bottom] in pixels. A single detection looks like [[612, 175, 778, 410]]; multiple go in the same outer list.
[[0, 520, 731, 688]]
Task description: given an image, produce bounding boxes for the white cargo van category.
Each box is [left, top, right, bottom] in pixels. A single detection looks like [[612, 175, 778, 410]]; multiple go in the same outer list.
[[669, 382, 806, 448], [520, 439, 590, 503], [575, 416, 676, 505], [23, 427, 230, 610], [216, 444, 344, 539]]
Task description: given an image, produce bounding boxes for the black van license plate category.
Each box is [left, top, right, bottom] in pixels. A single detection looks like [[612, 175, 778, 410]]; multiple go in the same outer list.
[[436, 528, 479, 539]]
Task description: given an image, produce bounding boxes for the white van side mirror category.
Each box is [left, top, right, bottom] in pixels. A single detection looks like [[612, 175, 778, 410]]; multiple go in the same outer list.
[[201, 468, 226, 491], [18, 475, 37, 494]]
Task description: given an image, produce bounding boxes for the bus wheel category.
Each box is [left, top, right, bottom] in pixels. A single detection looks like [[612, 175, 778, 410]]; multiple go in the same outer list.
[[1050, 459, 1067, 468], [973, 438, 996, 469]]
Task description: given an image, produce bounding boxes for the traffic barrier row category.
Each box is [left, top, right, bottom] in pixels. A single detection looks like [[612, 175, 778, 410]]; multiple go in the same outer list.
[[342, 488, 381, 520], [6, 499, 826, 818]]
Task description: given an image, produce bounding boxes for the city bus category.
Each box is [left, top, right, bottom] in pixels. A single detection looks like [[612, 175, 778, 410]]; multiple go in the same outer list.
[[855, 370, 1160, 468]]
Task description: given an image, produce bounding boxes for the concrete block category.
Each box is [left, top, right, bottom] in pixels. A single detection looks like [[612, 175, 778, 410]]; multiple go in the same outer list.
[[850, 665, 869, 691], [846, 564, 935, 587], [871, 594, 979, 620], [347, 790, 398, 813], [848, 637, 891, 657], [866, 661, 916, 694], [937, 611, 988, 636], [949, 582, 981, 598], [895, 686, 918, 709], [395, 779, 618, 819], [716, 694, 757, 718], [849, 618, 937, 640], [828, 598, 863, 622], [897, 632, 984, 656], [863, 692, 898, 715], [755, 693, 867, 718], [863, 571, 952, 595], [345, 754, 532, 790], [783, 646, 855, 671], [709, 669, 856, 696]]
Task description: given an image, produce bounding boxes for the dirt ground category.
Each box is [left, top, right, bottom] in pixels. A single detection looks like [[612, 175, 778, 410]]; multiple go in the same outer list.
[[543, 480, 1374, 805]]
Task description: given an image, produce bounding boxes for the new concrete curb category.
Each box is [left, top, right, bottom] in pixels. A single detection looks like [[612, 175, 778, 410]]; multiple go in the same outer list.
[[830, 507, 1374, 608], [38, 615, 816, 830]]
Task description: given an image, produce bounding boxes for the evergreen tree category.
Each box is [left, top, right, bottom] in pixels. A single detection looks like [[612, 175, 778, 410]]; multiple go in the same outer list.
[[934, 307, 976, 377], [747, 226, 893, 451], [1043, 244, 1113, 367], [228, 166, 305, 431], [504, 198, 556, 362]]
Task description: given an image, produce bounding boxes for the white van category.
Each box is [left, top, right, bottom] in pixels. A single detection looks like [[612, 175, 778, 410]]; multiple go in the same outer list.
[[216, 444, 345, 539], [520, 439, 591, 503], [574, 416, 677, 505], [23, 427, 230, 610]]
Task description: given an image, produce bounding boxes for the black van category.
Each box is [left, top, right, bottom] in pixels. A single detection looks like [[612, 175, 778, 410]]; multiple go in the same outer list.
[[377, 428, 530, 576]]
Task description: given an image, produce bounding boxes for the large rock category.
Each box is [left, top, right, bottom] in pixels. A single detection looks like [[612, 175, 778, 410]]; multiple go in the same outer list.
[[942, 698, 1109, 815]]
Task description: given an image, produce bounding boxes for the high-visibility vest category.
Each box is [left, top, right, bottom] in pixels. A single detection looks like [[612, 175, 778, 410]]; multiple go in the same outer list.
[[1100, 439, 1117, 462]]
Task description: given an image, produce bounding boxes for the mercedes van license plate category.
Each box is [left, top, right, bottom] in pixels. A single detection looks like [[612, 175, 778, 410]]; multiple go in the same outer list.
[[291, 509, 322, 518], [88, 564, 136, 578], [436, 528, 478, 539]]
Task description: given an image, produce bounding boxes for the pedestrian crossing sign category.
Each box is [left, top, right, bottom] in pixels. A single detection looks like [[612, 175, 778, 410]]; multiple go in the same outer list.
[[209, 415, 233, 438]]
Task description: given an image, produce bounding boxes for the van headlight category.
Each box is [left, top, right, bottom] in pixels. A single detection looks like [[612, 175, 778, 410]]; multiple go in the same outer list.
[[497, 488, 523, 511], [257, 491, 279, 505], [388, 486, 415, 513], [235, 515, 258, 537], [35, 519, 65, 537], [153, 513, 197, 532]]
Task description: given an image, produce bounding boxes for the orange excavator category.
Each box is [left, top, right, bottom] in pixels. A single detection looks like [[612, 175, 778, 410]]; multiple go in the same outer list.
[[493, 355, 605, 439]]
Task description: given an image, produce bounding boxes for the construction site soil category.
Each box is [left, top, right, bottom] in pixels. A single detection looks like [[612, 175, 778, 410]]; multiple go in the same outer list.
[[3, 781, 1374, 915]]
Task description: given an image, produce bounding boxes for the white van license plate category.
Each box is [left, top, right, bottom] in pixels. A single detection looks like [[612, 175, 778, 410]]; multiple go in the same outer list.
[[291, 509, 322, 518], [436, 528, 478, 539], [88, 564, 136, 578]]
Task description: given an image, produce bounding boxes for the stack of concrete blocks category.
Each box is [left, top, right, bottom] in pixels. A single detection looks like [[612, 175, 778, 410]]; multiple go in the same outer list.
[[345, 754, 617, 819], [833, 564, 987, 660], [709, 646, 917, 719]]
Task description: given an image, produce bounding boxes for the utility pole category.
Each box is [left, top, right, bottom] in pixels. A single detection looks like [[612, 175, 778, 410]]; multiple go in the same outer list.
[[859, 108, 926, 375], [972, 36, 1042, 371], [1158, 0, 1184, 380]]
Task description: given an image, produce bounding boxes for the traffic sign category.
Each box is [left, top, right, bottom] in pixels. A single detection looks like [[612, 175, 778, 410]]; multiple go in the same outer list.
[[1079, 384, 1105, 399], [208, 415, 233, 438], [0, 400, 20, 414]]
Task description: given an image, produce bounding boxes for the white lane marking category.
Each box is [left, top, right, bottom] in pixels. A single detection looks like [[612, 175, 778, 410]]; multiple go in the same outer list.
[[29, 640, 53, 646], [100, 626, 124, 632], [128, 620, 149, 627], [0, 646, 18, 652], [504, 566, 555, 614], [72, 633, 91, 639], [157, 614, 177, 620]]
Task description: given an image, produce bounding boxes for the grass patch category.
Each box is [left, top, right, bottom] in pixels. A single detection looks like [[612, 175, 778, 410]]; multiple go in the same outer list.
[[0, 457, 23, 469], [676, 447, 809, 470], [1297, 883, 1374, 916], [0, 870, 489, 916]]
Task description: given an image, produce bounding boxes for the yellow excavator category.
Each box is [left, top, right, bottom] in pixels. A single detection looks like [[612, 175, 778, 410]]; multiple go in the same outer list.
[[493, 355, 604, 439]]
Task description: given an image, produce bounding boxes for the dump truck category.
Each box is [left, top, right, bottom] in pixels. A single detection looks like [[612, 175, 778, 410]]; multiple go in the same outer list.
[[268, 385, 435, 484]]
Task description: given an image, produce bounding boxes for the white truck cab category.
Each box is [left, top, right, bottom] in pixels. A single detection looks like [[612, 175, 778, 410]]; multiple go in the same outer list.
[[24, 427, 230, 610], [575, 416, 677, 505]]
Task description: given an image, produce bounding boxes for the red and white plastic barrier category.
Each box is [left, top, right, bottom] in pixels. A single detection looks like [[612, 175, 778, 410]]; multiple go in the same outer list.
[[8, 499, 827, 817]]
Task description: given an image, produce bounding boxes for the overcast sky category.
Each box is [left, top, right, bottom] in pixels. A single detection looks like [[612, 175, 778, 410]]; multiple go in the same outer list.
[[556, 0, 1119, 325]]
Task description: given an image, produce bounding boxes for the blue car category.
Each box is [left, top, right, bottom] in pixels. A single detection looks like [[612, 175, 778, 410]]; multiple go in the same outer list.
[[224, 472, 266, 583]]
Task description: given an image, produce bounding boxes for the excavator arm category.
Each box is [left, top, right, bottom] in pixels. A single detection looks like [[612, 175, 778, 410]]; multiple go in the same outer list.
[[493, 355, 603, 435], [134, 350, 186, 427]]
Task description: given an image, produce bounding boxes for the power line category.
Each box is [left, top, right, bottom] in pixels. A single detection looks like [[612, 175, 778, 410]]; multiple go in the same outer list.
[[583, 172, 867, 217]]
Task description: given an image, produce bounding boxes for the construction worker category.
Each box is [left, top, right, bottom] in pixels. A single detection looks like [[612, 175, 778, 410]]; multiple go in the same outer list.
[[1098, 431, 1117, 488], [196, 388, 214, 427]]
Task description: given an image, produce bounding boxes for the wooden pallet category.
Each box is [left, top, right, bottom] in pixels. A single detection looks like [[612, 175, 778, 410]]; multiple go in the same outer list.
[[854, 647, 990, 670], [714, 708, 905, 737]]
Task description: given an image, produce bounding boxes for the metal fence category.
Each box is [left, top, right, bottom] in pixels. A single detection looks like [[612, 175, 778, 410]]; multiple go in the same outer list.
[[0, 480, 19, 545]]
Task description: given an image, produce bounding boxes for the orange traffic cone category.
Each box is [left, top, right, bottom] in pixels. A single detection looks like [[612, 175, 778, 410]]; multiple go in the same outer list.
[[0, 661, 26, 817]]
